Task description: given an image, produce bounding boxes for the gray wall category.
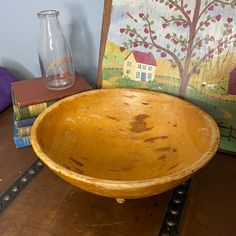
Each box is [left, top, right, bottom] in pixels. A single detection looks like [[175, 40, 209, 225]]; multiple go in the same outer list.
[[0, 0, 104, 87]]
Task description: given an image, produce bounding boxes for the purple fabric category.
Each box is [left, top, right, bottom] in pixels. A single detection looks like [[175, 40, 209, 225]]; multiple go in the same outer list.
[[0, 67, 18, 112]]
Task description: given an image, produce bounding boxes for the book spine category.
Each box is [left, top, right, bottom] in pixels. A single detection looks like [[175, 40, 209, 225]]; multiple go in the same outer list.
[[14, 117, 36, 128], [18, 126, 32, 137], [13, 123, 31, 148], [13, 100, 56, 120], [14, 135, 31, 148]]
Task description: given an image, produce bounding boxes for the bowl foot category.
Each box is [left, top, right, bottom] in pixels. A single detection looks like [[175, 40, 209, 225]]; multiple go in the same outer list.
[[116, 198, 126, 204]]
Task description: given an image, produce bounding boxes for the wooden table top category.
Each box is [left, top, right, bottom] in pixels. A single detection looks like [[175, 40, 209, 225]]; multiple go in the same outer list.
[[0, 107, 235, 236]]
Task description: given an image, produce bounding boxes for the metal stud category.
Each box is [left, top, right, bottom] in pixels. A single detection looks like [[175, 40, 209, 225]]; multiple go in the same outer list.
[[3, 195, 11, 201], [28, 169, 35, 175], [166, 219, 176, 227], [176, 188, 185, 195], [174, 197, 182, 204], [0, 203, 3, 209], [170, 208, 179, 215], [37, 161, 43, 166], [162, 232, 170, 236], [11, 186, 19, 192], [21, 176, 28, 182]]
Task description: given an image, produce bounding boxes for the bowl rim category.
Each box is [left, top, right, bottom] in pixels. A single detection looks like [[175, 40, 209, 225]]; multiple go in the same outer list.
[[31, 88, 220, 189]]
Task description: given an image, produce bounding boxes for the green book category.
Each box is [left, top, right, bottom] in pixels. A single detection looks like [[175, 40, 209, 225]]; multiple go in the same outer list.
[[12, 91, 57, 120]]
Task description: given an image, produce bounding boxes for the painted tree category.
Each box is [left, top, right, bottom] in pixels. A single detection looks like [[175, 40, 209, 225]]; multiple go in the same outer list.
[[119, 0, 236, 98]]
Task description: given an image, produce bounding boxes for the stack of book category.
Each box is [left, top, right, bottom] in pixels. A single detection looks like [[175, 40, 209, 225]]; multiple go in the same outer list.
[[11, 73, 92, 148]]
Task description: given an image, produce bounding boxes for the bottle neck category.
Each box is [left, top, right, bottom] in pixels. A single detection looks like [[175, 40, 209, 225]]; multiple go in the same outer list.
[[38, 10, 62, 35], [39, 17, 62, 34]]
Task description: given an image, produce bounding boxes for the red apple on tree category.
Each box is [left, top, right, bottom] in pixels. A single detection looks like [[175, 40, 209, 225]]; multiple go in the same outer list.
[[165, 33, 171, 39], [129, 32, 135, 37], [120, 47, 125, 52], [139, 13, 144, 18], [215, 15, 221, 22], [186, 10, 191, 15], [162, 23, 168, 29], [176, 21, 182, 27], [208, 5, 214, 11], [227, 17, 233, 23], [161, 52, 167, 58], [120, 28, 125, 33], [144, 28, 149, 33]]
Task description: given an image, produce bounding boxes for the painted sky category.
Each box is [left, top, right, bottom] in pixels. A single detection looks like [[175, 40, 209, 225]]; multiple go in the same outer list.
[[108, 0, 236, 60]]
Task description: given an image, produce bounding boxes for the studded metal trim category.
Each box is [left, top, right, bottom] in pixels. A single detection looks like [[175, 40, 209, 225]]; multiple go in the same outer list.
[[0, 159, 44, 214], [0, 158, 191, 235], [158, 179, 192, 236]]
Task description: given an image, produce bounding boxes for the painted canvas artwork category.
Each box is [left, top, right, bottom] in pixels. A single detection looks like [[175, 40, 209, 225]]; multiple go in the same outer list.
[[100, 0, 236, 152]]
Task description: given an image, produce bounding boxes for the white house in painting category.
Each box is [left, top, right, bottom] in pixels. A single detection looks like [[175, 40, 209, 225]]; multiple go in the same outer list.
[[123, 51, 156, 81]]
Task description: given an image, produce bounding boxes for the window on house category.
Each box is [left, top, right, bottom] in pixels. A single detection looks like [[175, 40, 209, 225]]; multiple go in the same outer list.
[[148, 66, 152, 71], [127, 61, 131, 66], [143, 65, 146, 69], [126, 70, 130, 74], [137, 64, 142, 69], [148, 73, 152, 80], [136, 72, 140, 78]]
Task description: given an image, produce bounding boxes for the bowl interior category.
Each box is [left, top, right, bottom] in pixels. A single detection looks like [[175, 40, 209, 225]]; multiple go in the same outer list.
[[34, 89, 219, 181]]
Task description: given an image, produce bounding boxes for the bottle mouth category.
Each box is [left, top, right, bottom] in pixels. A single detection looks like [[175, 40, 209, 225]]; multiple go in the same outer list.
[[37, 10, 59, 18]]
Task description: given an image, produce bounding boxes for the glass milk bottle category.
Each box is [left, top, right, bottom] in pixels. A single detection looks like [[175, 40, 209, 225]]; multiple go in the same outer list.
[[37, 10, 75, 90]]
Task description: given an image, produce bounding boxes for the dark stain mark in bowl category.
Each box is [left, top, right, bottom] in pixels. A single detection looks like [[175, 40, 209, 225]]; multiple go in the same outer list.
[[172, 148, 177, 152], [63, 164, 72, 170], [173, 124, 177, 127], [74, 167, 84, 174], [144, 136, 168, 143], [158, 155, 166, 160], [107, 116, 120, 121], [69, 157, 84, 167], [167, 163, 180, 171], [124, 103, 129, 105], [130, 114, 153, 133], [118, 128, 126, 132], [155, 147, 171, 152], [142, 102, 149, 105]]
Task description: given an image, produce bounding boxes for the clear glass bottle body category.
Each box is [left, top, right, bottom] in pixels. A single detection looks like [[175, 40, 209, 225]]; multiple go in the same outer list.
[[37, 10, 75, 90]]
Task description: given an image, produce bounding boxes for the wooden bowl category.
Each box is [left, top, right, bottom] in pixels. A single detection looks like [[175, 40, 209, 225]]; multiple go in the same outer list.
[[31, 88, 220, 200]]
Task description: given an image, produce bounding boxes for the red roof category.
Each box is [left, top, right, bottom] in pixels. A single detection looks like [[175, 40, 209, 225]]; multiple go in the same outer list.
[[131, 50, 156, 66]]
